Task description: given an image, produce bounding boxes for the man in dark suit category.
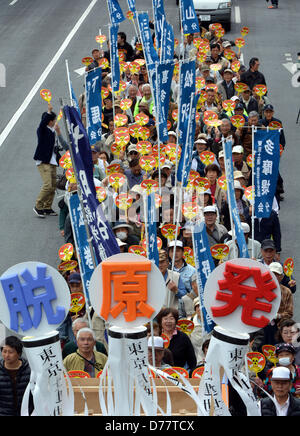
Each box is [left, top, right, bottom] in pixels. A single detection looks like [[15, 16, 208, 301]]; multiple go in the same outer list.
[[33, 103, 59, 218], [240, 57, 267, 90]]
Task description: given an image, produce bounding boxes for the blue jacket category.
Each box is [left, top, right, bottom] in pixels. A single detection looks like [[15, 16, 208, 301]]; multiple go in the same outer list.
[[173, 261, 196, 297]]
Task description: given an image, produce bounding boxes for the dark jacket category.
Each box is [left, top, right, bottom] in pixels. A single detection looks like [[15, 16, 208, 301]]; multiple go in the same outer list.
[[261, 116, 286, 148], [168, 330, 197, 371], [33, 112, 57, 164], [261, 394, 300, 416], [250, 210, 282, 253], [0, 358, 31, 416], [240, 69, 267, 90]]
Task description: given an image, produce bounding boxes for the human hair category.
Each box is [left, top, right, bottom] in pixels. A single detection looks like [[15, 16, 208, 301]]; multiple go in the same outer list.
[[205, 163, 221, 177], [248, 111, 259, 118], [92, 49, 100, 54], [76, 328, 96, 341], [2, 336, 23, 356], [275, 318, 298, 343], [47, 112, 57, 123], [156, 308, 179, 327], [72, 317, 88, 328], [118, 31, 127, 42], [249, 57, 259, 68], [152, 170, 168, 180]]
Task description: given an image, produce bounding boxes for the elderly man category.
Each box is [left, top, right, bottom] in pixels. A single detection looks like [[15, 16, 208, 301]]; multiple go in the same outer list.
[[62, 318, 107, 359], [261, 367, 300, 416], [239, 110, 261, 157], [204, 205, 228, 248], [63, 328, 107, 377], [134, 84, 154, 116]]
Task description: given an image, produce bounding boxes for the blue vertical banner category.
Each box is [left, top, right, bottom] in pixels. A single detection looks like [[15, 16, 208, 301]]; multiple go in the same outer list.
[[192, 221, 215, 334], [160, 19, 175, 62], [127, 0, 136, 17], [69, 193, 94, 302], [109, 23, 120, 93], [179, 0, 200, 34], [254, 130, 280, 218], [152, 0, 166, 50], [176, 59, 196, 183], [156, 61, 174, 143], [85, 68, 102, 145], [147, 193, 159, 267], [223, 139, 250, 258], [177, 93, 200, 187], [137, 12, 159, 68], [107, 0, 125, 24], [64, 105, 120, 263]]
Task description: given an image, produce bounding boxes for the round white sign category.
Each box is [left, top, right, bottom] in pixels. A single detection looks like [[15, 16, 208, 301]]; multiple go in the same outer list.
[[89, 253, 166, 329], [0, 262, 70, 337], [204, 258, 281, 334]]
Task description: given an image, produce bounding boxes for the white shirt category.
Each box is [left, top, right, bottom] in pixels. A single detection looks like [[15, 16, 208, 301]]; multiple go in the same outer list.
[[274, 396, 290, 416]]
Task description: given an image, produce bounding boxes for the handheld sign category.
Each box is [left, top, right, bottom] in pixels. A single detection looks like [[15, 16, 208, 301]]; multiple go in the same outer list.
[[246, 352, 266, 376], [135, 113, 149, 126], [222, 99, 236, 111], [217, 175, 227, 191], [163, 367, 189, 379], [247, 154, 253, 168], [115, 193, 133, 211], [241, 26, 249, 37], [177, 319, 194, 335], [128, 245, 147, 257], [69, 292, 86, 314], [95, 34, 107, 45], [40, 89, 52, 102], [234, 82, 248, 95], [68, 370, 91, 378], [191, 367, 205, 378], [183, 247, 195, 267], [81, 57, 93, 66], [244, 186, 254, 201], [231, 60, 241, 72], [58, 243, 74, 262], [283, 258, 294, 277], [253, 84, 267, 99], [199, 151, 215, 166], [139, 155, 156, 173], [231, 115, 245, 128], [182, 202, 199, 220], [210, 244, 230, 261], [108, 172, 126, 191], [96, 186, 107, 203], [161, 224, 180, 241], [120, 98, 132, 110], [262, 345, 278, 365], [114, 114, 128, 127], [136, 141, 152, 156], [58, 260, 78, 271], [141, 179, 159, 194]]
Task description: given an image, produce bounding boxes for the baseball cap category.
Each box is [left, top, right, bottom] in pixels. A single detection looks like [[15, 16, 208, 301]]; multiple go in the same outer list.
[[193, 297, 200, 309], [233, 170, 244, 180], [224, 68, 233, 74], [204, 205, 217, 214], [148, 336, 164, 350], [261, 239, 276, 250], [168, 240, 183, 249], [127, 144, 138, 153], [235, 103, 244, 110], [269, 262, 283, 275], [228, 222, 250, 236], [271, 367, 292, 381], [232, 145, 244, 154], [69, 273, 81, 284], [264, 104, 274, 111]]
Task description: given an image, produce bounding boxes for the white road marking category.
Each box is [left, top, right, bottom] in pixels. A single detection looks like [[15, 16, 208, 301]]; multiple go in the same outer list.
[[0, 0, 98, 149], [9, 0, 18, 5], [235, 6, 241, 24]]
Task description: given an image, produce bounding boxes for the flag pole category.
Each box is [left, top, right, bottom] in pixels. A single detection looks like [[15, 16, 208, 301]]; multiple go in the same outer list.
[[65, 60, 74, 106], [251, 125, 257, 257]]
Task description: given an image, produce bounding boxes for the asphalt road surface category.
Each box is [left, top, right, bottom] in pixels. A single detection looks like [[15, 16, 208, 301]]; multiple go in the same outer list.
[[0, 0, 299, 332]]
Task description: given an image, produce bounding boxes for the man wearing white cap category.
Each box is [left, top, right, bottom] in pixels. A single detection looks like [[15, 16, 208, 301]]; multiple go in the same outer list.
[[232, 145, 250, 182], [168, 240, 196, 298], [261, 367, 300, 416], [147, 336, 172, 369], [204, 205, 228, 248]]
